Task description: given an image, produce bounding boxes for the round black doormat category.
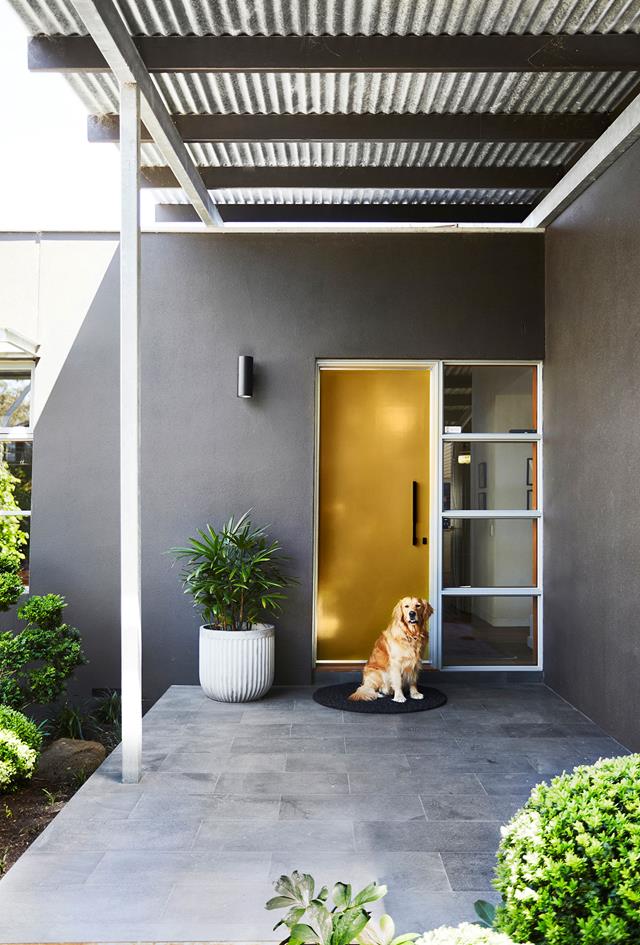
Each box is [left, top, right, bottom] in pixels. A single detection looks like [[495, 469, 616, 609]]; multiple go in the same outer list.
[[313, 683, 447, 713]]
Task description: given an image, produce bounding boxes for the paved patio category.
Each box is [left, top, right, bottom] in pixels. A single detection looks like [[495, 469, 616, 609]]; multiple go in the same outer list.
[[0, 681, 629, 943]]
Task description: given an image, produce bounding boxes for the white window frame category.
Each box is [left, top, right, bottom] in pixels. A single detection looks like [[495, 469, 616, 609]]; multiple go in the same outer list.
[[0, 360, 35, 589], [439, 360, 543, 671]]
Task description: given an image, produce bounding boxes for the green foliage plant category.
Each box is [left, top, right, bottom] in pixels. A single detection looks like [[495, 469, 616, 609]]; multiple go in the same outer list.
[[0, 589, 85, 710], [170, 510, 296, 630], [0, 555, 24, 613], [266, 871, 416, 945], [55, 702, 85, 740], [0, 705, 42, 752], [0, 461, 27, 571], [491, 754, 640, 945], [0, 728, 37, 793]]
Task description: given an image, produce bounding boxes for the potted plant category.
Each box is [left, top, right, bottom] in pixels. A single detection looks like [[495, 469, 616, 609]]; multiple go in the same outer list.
[[170, 511, 295, 702]]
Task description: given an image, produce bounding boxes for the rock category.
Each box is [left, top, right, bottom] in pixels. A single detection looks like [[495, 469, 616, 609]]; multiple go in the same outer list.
[[36, 738, 106, 785]]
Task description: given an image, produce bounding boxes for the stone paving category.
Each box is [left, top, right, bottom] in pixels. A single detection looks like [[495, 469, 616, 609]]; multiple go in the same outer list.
[[0, 682, 629, 943]]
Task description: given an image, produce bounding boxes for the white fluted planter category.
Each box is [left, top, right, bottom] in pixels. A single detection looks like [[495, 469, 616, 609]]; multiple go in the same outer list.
[[199, 623, 275, 702]]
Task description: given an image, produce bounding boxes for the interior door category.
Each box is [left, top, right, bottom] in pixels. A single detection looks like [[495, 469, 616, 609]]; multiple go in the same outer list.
[[317, 368, 430, 662]]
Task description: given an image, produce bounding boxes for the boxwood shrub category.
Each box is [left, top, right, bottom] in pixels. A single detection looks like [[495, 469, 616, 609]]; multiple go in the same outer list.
[[494, 754, 640, 945], [0, 705, 42, 752], [0, 727, 37, 793]]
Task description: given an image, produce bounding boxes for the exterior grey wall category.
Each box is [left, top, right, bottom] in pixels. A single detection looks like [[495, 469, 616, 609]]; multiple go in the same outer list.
[[545, 138, 640, 751], [31, 232, 544, 704]]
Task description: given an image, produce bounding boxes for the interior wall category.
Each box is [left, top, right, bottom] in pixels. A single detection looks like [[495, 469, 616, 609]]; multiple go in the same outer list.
[[27, 231, 544, 703], [545, 137, 640, 750]]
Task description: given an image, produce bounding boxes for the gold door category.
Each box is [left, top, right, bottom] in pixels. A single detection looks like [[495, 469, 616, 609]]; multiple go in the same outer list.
[[317, 368, 430, 662]]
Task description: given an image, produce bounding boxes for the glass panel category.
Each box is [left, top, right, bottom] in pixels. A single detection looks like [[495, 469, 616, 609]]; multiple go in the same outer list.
[[443, 519, 537, 588], [444, 365, 536, 434], [443, 595, 538, 666], [0, 371, 31, 428], [0, 441, 32, 511], [443, 441, 537, 511]]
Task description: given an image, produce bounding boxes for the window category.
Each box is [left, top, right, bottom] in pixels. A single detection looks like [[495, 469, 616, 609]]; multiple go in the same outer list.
[[0, 364, 33, 586], [440, 363, 542, 669]]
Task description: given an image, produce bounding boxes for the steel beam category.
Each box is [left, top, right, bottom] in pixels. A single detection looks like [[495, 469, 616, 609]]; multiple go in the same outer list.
[[141, 164, 563, 190], [155, 203, 533, 224], [69, 0, 220, 226], [524, 86, 640, 225], [119, 82, 142, 784], [29, 32, 640, 74], [90, 112, 608, 144]]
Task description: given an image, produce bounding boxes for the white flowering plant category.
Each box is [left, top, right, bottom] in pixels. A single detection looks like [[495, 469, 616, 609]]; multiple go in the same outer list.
[[414, 924, 523, 945], [0, 725, 37, 792], [490, 754, 640, 945]]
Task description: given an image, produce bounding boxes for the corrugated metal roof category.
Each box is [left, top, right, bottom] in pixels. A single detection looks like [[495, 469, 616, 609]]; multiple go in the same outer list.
[[154, 186, 543, 205], [140, 140, 581, 168], [9, 0, 640, 217], [15, 0, 640, 36]]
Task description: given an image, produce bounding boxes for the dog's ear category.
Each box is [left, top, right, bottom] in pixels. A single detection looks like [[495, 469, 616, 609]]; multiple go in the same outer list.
[[422, 599, 434, 619], [391, 599, 404, 625]]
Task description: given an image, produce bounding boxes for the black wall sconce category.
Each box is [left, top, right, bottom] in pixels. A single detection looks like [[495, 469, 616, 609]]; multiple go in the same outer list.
[[237, 355, 254, 398]]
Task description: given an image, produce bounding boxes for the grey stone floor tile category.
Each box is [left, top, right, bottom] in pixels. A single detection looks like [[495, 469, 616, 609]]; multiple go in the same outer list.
[[354, 820, 501, 852], [498, 722, 573, 738], [131, 792, 281, 820], [285, 752, 411, 772], [157, 749, 233, 772], [441, 852, 498, 891], [50, 789, 144, 821], [421, 794, 527, 822], [232, 734, 346, 753], [0, 851, 105, 887], [161, 879, 275, 928], [139, 770, 221, 792], [290, 722, 349, 736], [477, 770, 547, 795], [86, 849, 272, 886], [345, 735, 449, 754], [406, 752, 536, 773], [382, 890, 500, 930], [194, 819, 355, 852], [348, 771, 482, 795], [32, 815, 203, 851], [215, 771, 349, 795], [184, 721, 292, 737], [269, 851, 450, 892], [280, 794, 425, 821], [0, 879, 173, 923]]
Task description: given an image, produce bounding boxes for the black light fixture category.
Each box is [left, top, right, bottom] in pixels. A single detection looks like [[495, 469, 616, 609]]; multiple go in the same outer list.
[[237, 355, 254, 398]]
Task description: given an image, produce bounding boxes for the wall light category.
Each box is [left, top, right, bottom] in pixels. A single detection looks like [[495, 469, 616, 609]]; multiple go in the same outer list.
[[237, 355, 254, 399], [457, 453, 471, 465]]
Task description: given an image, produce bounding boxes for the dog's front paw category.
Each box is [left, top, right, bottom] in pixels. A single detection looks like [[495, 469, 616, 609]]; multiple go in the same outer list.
[[392, 694, 406, 704], [410, 691, 424, 700]]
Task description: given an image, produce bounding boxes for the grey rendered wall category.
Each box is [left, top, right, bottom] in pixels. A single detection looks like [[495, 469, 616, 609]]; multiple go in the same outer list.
[[30, 232, 544, 704], [545, 139, 640, 750]]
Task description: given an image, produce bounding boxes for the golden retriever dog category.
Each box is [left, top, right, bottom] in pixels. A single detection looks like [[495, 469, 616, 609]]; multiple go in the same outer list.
[[349, 596, 434, 703]]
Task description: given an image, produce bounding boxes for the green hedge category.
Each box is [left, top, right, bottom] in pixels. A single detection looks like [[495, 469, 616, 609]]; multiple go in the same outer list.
[[0, 705, 42, 752], [494, 754, 640, 945], [0, 727, 37, 793]]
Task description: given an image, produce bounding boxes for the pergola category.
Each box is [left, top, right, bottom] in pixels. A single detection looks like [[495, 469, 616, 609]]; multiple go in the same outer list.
[[11, 0, 640, 781]]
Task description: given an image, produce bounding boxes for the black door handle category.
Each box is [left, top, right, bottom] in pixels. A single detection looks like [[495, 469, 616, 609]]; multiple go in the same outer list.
[[412, 480, 418, 546]]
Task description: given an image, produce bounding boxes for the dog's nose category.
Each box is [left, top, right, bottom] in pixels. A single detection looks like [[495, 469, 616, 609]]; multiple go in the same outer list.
[[409, 611, 416, 619]]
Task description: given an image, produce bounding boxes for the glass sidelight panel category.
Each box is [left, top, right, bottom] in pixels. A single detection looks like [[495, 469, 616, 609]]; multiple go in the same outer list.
[[443, 364, 536, 434], [442, 595, 538, 666], [442, 518, 537, 589], [0, 370, 31, 429], [443, 440, 537, 511], [0, 440, 32, 510]]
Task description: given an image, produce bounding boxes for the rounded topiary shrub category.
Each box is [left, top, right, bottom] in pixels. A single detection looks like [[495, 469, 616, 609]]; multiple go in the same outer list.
[[0, 705, 43, 752], [415, 925, 521, 945], [0, 727, 37, 793], [494, 754, 640, 945]]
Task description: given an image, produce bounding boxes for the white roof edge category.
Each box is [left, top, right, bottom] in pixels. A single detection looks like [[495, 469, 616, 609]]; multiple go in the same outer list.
[[0, 225, 544, 236]]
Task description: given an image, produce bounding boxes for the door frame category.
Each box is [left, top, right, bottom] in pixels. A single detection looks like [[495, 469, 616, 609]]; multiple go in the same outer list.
[[312, 360, 442, 670]]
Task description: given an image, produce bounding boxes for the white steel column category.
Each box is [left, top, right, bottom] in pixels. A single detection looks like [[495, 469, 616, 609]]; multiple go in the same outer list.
[[120, 82, 142, 783]]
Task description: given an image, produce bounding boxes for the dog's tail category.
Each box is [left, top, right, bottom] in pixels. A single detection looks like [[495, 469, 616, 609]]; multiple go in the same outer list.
[[348, 686, 378, 702]]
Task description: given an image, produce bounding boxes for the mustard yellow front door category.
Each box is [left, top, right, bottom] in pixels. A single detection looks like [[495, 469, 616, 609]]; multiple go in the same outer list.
[[317, 368, 430, 662]]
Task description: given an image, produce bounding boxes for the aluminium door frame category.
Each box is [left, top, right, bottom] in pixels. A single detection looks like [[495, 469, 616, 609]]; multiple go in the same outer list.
[[312, 359, 442, 671]]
